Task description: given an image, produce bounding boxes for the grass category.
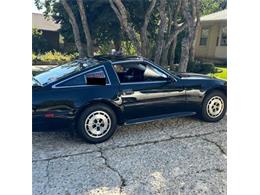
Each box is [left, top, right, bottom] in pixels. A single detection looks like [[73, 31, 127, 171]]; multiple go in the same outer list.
[[208, 67, 227, 80]]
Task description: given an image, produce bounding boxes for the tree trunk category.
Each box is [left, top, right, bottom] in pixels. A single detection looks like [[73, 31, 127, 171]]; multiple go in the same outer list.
[[154, 0, 167, 64], [159, 0, 184, 66], [160, 3, 173, 67], [169, 39, 177, 66], [178, 0, 199, 72], [179, 37, 189, 72], [113, 37, 121, 51], [161, 23, 186, 67], [61, 0, 85, 58], [190, 0, 200, 61], [189, 25, 199, 62], [109, 0, 141, 55], [76, 0, 94, 57], [161, 43, 171, 67], [140, 0, 157, 57]]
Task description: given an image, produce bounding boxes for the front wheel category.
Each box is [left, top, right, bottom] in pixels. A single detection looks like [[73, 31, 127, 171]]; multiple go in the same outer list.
[[201, 91, 226, 122], [77, 104, 117, 144]]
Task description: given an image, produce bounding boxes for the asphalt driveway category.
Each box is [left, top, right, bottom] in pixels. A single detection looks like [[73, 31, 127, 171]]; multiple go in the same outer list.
[[32, 116, 227, 195]]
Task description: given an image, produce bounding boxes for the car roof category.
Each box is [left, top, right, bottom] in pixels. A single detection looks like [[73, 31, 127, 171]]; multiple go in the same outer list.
[[93, 55, 144, 62]]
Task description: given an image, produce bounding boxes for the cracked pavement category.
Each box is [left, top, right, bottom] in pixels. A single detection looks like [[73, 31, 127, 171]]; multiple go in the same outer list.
[[32, 116, 227, 195]]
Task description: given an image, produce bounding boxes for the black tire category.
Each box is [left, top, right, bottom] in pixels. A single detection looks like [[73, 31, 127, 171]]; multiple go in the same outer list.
[[201, 90, 226, 122], [77, 104, 117, 144]]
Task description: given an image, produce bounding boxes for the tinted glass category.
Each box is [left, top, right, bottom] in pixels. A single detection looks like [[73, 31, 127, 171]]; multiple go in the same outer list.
[[85, 68, 108, 85], [34, 59, 100, 86], [57, 75, 85, 86], [113, 63, 167, 83], [57, 67, 108, 87]]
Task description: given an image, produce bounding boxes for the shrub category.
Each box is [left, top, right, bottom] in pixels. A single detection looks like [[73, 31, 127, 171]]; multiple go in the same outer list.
[[32, 52, 37, 62], [187, 61, 216, 74], [32, 51, 78, 65], [32, 28, 51, 53]]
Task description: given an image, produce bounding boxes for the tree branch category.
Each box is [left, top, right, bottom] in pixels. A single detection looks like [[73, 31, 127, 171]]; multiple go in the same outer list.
[[154, 0, 167, 64], [76, 0, 93, 57], [109, 0, 141, 55], [142, 0, 157, 33], [61, 0, 85, 57], [173, 0, 182, 28], [164, 0, 187, 53], [109, 0, 122, 24], [165, 23, 187, 49], [140, 0, 157, 56]]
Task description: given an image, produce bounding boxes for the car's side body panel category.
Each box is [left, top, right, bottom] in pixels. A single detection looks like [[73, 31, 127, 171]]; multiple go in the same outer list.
[[32, 57, 226, 131], [33, 85, 121, 131], [182, 78, 226, 112], [111, 60, 187, 120], [117, 81, 187, 120], [125, 111, 196, 125]]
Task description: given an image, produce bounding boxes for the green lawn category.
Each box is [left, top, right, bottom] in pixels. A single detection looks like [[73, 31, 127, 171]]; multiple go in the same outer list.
[[208, 67, 227, 80]]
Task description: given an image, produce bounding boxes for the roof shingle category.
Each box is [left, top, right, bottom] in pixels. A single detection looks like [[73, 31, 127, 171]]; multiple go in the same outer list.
[[32, 13, 60, 31]]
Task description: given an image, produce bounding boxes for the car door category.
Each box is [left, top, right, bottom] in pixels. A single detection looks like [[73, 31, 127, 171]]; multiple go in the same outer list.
[[112, 61, 186, 120]]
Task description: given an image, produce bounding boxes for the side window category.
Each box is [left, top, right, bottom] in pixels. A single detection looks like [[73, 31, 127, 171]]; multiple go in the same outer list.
[[56, 67, 108, 87], [113, 62, 167, 83], [57, 75, 85, 86], [84, 68, 108, 85]]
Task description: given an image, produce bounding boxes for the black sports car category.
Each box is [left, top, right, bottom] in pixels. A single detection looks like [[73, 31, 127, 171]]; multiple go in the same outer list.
[[32, 55, 227, 143]]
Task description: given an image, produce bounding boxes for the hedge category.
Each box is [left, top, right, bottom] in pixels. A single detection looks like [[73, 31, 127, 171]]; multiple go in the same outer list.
[[32, 51, 78, 65]]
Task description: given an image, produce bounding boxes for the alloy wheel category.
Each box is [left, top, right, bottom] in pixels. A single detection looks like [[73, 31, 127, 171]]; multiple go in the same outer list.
[[206, 96, 224, 118], [84, 111, 111, 138]]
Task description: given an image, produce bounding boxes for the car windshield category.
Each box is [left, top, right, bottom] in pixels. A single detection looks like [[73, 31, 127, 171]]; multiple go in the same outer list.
[[32, 76, 42, 87], [33, 58, 100, 86]]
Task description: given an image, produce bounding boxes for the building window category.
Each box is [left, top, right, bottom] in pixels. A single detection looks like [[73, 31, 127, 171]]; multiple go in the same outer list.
[[200, 28, 209, 46], [220, 26, 227, 46]]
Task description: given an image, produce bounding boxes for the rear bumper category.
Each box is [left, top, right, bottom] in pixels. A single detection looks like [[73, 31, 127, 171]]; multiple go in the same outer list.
[[32, 112, 75, 131]]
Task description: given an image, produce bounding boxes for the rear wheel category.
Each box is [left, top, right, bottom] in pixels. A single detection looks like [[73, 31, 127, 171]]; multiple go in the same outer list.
[[201, 91, 226, 122], [77, 104, 117, 144]]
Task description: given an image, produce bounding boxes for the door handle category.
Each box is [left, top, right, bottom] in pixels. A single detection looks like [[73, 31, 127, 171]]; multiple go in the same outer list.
[[122, 89, 134, 95]]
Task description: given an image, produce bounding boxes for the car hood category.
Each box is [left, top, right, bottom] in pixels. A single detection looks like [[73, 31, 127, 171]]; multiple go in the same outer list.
[[176, 72, 213, 80]]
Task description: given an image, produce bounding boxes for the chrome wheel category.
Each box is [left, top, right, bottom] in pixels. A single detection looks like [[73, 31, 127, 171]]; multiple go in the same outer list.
[[206, 96, 224, 118], [84, 111, 111, 138]]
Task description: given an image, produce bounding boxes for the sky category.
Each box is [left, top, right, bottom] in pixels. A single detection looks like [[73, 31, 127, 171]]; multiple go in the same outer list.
[[32, 0, 43, 13]]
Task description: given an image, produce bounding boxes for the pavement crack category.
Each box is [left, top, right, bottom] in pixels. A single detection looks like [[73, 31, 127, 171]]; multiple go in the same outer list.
[[44, 160, 50, 194], [32, 149, 100, 162], [169, 130, 226, 140], [98, 147, 126, 193], [176, 168, 225, 179], [195, 168, 225, 174], [202, 138, 226, 156], [120, 130, 226, 148], [33, 130, 226, 162]]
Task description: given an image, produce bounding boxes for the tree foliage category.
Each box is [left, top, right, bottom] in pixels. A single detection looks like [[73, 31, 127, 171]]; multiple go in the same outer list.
[[32, 28, 51, 53], [34, 0, 226, 72], [200, 0, 227, 15]]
